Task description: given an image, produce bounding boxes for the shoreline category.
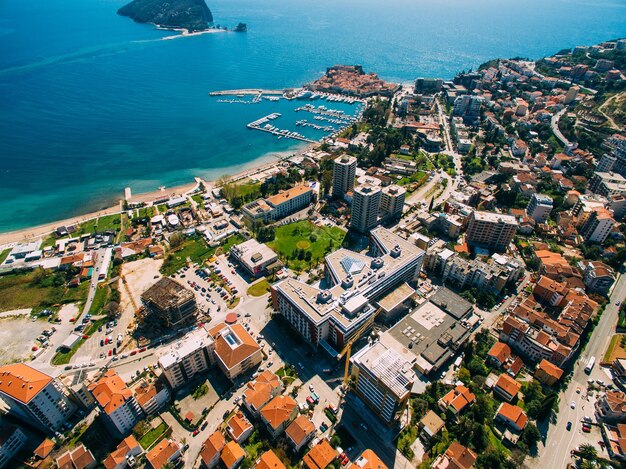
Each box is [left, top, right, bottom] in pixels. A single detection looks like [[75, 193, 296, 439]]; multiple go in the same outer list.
[[0, 143, 311, 247]]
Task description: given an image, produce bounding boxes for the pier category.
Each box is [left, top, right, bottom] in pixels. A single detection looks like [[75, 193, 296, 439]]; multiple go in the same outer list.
[[247, 114, 317, 143], [209, 88, 290, 96]]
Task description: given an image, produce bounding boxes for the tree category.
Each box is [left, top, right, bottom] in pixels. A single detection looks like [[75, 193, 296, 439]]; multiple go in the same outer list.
[[520, 423, 541, 449], [457, 367, 471, 384], [577, 443, 597, 461], [428, 196, 435, 212], [471, 422, 489, 452], [169, 233, 185, 249]]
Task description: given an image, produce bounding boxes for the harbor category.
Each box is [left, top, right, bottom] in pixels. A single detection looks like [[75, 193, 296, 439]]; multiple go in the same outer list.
[[247, 113, 317, 143]]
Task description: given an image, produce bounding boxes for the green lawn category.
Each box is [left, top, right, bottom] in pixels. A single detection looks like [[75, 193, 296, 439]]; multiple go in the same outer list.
[[191, 194, 204, 204], [138, 422, 168, 450], [398, 171, 428, 192], [0, 271, 88, 312], [75, 213, 122, 235], [0, 249, 9, 265], [89, 285, 110, 315], [268, 221, 345, 272], [247, 279, 270, 297]]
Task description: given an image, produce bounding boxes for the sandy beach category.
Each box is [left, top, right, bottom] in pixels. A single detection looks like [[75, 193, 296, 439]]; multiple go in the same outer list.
[[0, 143, 312, 247], [155, 25, 229, 41]]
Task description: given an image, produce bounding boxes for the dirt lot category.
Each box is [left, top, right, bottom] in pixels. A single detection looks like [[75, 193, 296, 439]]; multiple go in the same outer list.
[[121, 258, 163, 313], [0, 317, 48, 365]]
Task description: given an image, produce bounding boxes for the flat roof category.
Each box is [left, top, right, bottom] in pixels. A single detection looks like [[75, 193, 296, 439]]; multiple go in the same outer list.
[[471, 210, 518, 225], [377, 282, 415, 312], [430, 288, 473, 320], [231, 239, 278, 268], [158, 327, 213, 369]]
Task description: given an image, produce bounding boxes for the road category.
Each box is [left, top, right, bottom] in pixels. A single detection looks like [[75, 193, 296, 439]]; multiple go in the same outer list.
[[533, 273, 626, 468], [551, 108, 571, 148]]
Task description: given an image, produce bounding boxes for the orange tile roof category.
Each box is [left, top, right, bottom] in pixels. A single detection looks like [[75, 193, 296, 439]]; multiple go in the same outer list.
[[34, 438, 55, 459], [256, 449, 287, 469], [209, 323, 261, 371], [260, 395, 297, 430], [103, 436, 141, 469], [0, 363, 52, 404], [228, 412, 253, 440], [89, 370, 133, 415], [445, 442, 477, 469], [69, 444, 96, 469], [537, 359, 564, 380], [266, 185, 312, 207], [56, 451, 73, 469], [303, 439, 338, 469], [200, 431, 225, 466], [221, 441, 245, 469], [146, 439, 180, 469], [440, 385, 476, 413], [495, 374, 521, 398], [497, 402, 528, 430], [243, 371, 282, 411], [134, 382, 158, 407], [487, 342, 511, 364], [356, 449, 388, 469], [285, 415, 315, 446]]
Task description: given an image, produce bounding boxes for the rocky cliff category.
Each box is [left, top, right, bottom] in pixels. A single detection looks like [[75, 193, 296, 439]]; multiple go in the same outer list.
[[118, 0, 213, 32]]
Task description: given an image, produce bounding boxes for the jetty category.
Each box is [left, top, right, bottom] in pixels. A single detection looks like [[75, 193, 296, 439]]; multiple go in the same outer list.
[[247, 114, 317, 143], [209, 88, 288, 96]]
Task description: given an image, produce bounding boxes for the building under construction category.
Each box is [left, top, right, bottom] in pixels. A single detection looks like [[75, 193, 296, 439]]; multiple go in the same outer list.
[[140, 277, 197, 328]]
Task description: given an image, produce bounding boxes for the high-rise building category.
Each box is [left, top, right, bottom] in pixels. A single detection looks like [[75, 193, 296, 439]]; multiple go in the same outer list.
[[0, 364, 76, 434], [465, 211, 518, 252], [380, 185, 406, 221], [597, 154, 617, 173], [579, 209, 615, 244], [332, 155, 357, 198], [351, 184, 382, 233], [526, 194, 553, 223], [351, 342, 415, 424], [89, 370, 143, 437]]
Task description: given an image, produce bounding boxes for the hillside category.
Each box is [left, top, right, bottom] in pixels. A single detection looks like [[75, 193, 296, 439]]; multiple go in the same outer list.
[[118, 0, 213, 32]]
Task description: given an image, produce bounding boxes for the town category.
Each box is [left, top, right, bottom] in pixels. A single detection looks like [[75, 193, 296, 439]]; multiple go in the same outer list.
[[0, 39, 624, 469]]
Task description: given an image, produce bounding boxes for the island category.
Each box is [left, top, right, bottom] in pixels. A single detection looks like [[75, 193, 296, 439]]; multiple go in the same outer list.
[[117, 0, 214, 32], [233, 22, 247, 32]]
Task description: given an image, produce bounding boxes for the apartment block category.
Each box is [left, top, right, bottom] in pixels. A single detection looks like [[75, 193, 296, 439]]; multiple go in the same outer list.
[[379, 185, 406, 220], [350, 184, 382, 233], [89, 370, 143, 437], [578, 208, 615, 244], [158, 328, 215, 389], [0, 364, 76, 434], [465, 210, 518, 252], [0, 426, 27, 469], [526, 194, 553, 223], [208, 323, 262, 380], [332, 155, 357, 197], [242, 185, 313, 224], [141, 277, 197, 327], [350, 341, 415, 424]]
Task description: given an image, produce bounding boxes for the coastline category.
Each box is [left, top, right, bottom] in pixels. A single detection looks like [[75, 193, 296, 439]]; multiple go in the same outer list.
[[156, 26, 228, 41], [0, 143, 310, 247]]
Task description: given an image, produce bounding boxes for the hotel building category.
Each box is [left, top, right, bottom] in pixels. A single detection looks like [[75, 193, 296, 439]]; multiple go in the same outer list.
[[350, 184, 382, 233], [332, 155, 357, 198]]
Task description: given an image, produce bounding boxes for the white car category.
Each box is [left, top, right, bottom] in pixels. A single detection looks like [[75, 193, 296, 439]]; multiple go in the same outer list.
[[570, 401, 576, 409], [309, 384, 315, 391]]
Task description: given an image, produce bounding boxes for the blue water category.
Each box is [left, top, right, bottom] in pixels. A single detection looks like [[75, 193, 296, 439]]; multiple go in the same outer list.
[[1, 0, 625, 232]]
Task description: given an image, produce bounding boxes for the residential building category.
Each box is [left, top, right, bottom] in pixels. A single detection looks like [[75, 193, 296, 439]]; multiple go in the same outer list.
[[221, 441, 245, 469], [578, 209, 615, 244], [285, 415, 316, 452], [579, 260, 616, 296], [419, 410, 445, 442], [0, 364, 76, 434], [351, 184, 382, 233], [271, 227, 424, 354], [601, 423, 626, 462], [227, 412, 254, 443], [596, 391, 626, 424], [56, 444, 96, 469], [379, 185, 406, 220], [493, 374, 521, 402], [526, 194, 553, 223], [89, 370, 143, 438], [533, 276, 568, 307], [415, 77, 443, 93], [350, 341, 415, 424], [431, 442, 477, 469], [494, 402, 528, 432], [465, 211, 518, 252], [333, 155, 357, 197], [242, 371, 283, 417], [260, 395, 298, 439], [158, 328, 214, 389], [141, 277, 197, 327], [230, 239, 280, 277], [438, 385, 476, 416], [0, 426, 27, 469], [146, 439, 181, 469], [103, 436, 143, 469], [487, 342, 512, 368], [208, 323, 262, 380], [589, 172, 626, 197], [33, 438, 55, 461], [353, 449, 388, 469], [534, 359, 564, 386], [133, 380, 170, 416], [256, 450, 286, 469], [200, 431, 225, 469], [303, 439, 338, 469]]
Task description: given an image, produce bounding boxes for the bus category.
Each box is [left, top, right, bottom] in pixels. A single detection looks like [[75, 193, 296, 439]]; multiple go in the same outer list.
[[585, 356, 596, 374]]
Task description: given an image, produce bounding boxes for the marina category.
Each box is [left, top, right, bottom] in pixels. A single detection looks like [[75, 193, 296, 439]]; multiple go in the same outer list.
[[246, 113, 317, 143]]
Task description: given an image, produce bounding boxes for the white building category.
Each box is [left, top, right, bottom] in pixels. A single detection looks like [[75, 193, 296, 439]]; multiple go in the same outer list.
[[351, 184, 382, 233], [526, 193, 553, 223], [332, 155, 357, 197], [158, 328, 215, 389], [579, 209, 615, 244], [89, 370, 143, 437], [230, 239, 279, 277], [380, 185, 406, 220], [0, 364, 76, 434]]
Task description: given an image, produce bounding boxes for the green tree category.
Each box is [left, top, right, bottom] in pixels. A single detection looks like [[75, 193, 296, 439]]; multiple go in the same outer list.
[[577, 443, 597, 461], [169, 232, 185, 249], [520, 423, 541, 449]]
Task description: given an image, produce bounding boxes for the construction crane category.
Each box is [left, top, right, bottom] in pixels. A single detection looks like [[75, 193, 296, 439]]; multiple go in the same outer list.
[[119, 272, 142, 323], [341, 307, 382, 385]]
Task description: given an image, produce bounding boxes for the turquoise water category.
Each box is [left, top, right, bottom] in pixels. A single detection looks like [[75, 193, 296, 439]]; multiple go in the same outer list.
[[0, 0, 625, 232]]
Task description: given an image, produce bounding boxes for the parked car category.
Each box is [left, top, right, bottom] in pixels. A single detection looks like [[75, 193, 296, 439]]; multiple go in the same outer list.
[[566, 421, 572, 431]]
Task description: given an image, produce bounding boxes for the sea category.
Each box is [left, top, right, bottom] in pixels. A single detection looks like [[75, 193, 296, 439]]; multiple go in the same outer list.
[[0, 0, 625, 233]]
